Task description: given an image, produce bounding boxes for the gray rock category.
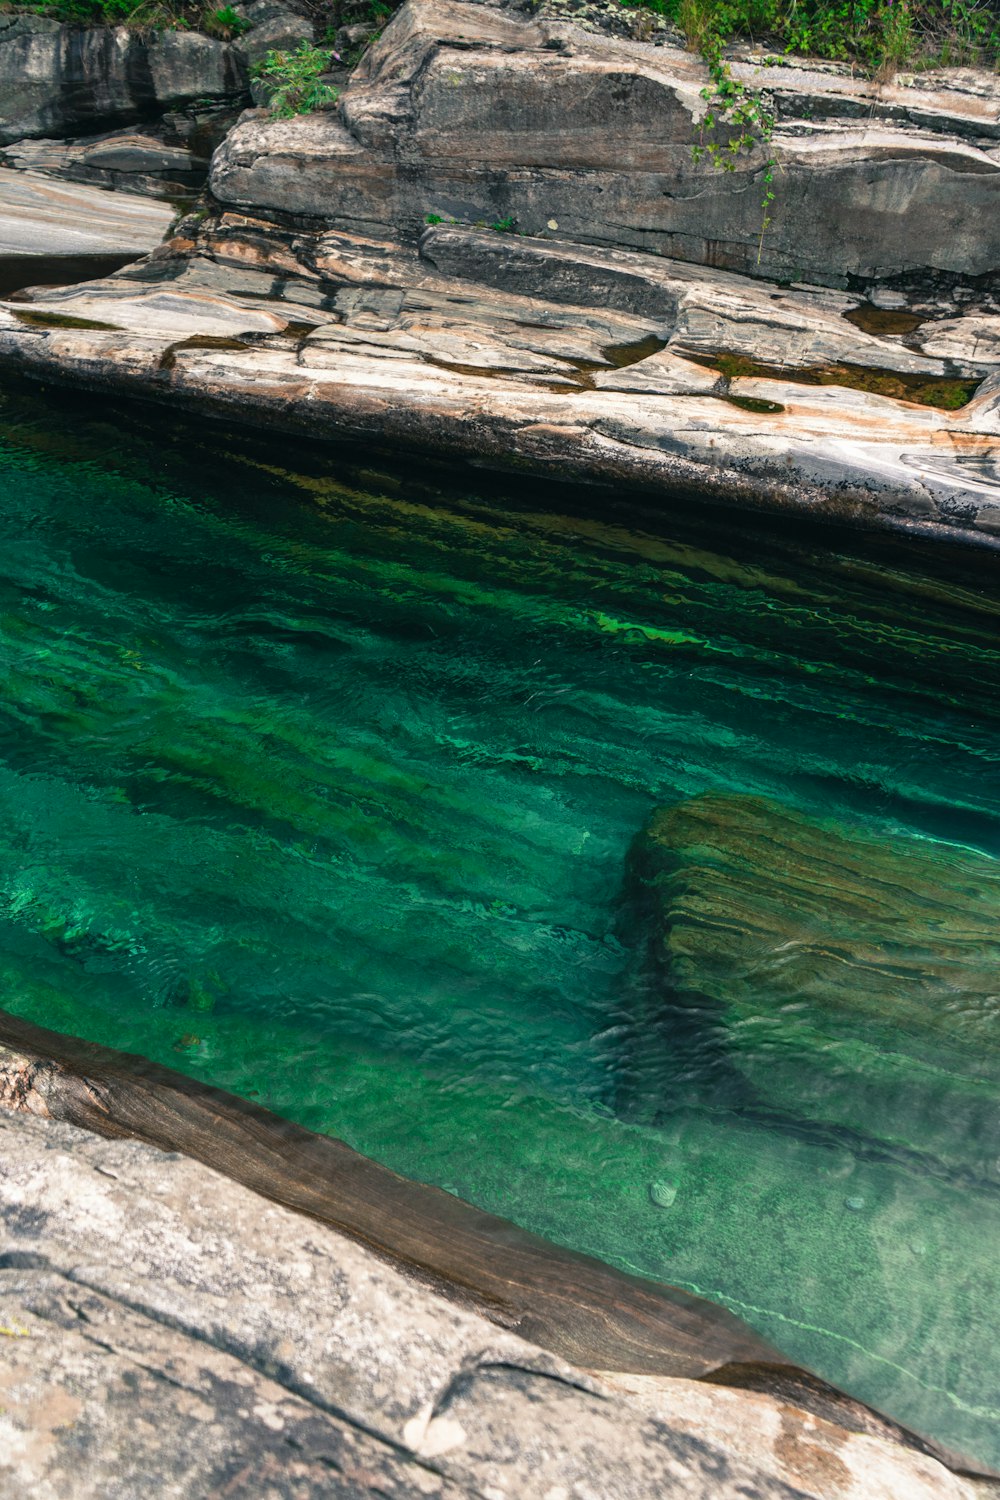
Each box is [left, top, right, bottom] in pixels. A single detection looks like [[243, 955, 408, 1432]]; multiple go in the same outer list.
[[0, 168, 174, 256], [0, 13, 248, 147], [1, 126, 216, 199], [232, 0, 316, 69], [209, 0, 1000, 287], [0, 1105, 989, 1499]]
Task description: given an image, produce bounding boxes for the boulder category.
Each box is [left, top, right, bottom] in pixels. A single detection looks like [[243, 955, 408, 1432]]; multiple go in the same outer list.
[[620, 794, 1000, 1181], [232, 0, 316, 68]]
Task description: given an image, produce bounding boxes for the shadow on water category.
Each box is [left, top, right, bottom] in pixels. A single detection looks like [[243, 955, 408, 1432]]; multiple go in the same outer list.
[[0, 254, 136, 301]]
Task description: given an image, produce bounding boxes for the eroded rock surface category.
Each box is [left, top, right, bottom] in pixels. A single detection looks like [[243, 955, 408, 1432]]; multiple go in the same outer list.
[[0, 1105, 992, 1499], [210, 0, 1000, 286], [1, 214, 998, 544]]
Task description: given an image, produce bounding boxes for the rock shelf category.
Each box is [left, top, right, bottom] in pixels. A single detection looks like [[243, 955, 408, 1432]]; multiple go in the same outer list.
[[0, 0, 998, 545]]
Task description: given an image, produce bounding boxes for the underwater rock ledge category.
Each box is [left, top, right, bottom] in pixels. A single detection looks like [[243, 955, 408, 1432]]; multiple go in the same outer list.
[[619, 793, 1000, 1179]]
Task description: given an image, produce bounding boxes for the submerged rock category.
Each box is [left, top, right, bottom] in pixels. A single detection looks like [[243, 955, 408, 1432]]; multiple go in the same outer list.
[[621, 794, 1000, 1180]]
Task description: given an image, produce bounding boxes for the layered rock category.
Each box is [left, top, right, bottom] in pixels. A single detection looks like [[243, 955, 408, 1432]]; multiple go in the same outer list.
[[620, 794, 1000, 1180], [0, 168, 174, 256], [1, 0, 999, 545], [0, 14, 249, 145], [210, 0, 1000, 287], [1, 216, 998, 543]]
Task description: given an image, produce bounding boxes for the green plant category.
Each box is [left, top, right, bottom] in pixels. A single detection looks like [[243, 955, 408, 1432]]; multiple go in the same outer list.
[[619, 0, 998, 71], [490, 216, 518, 233], [253, 43, 340, 118], [677, 0, 718, 52], [874, 0, 916, 74], [690, 24, 777, 261], [203, 4, 250, 38]]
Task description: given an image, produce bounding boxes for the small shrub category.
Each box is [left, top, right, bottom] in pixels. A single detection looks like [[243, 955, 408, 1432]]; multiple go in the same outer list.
[[203, 4, 251, 38], [875, 0, 916, 76], [677, 0, 717, 52], [253, 43, 341, 118]]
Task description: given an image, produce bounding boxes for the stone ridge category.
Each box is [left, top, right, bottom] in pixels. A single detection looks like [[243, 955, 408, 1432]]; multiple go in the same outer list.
[[0, 1101, 991, 1499], [1, 216, 998, 546]]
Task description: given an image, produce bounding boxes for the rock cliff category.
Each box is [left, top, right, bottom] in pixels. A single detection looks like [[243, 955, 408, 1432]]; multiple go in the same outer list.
[[1, 0, 998, 545], [211, 0, 1000, 287]]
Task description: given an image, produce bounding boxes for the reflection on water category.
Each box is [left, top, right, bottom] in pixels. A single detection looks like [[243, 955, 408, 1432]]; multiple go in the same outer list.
[[0, 384, 997, 1464]]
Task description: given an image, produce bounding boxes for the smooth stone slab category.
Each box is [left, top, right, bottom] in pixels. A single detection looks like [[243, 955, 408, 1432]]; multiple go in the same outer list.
[[0, 169, 173, 256], [0, 1092, 992, 1497], [0, 1006, 784, 1383]]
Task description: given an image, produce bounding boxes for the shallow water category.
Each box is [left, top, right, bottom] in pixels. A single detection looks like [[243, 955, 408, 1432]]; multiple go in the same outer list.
[[0, 384, 998, 1465]]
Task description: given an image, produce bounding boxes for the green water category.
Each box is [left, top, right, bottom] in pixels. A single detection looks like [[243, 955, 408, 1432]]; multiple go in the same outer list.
[[1, 384, 998, 1465]]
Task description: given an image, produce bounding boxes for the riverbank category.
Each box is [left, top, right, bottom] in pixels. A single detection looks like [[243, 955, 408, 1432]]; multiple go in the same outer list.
[[1, 0, 998, 546], [1, 1029, 995, 1500]]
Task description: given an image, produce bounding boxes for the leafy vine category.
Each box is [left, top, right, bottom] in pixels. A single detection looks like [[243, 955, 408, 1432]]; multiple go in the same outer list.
[[691, 38, 777, 263]]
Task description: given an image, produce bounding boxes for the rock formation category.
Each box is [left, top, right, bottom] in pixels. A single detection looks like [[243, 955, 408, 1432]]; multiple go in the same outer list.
[[0, 2, 315, 197], [211, 0, 1000, 286], [1, 1040, 997, 1498], [618, 793, 1000, 1182], [0, 168, 174, 257], [1, 0, 998, 544]]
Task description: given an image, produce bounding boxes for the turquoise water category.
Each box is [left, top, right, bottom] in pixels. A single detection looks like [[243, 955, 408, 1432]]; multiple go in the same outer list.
[[0, 383, 998, 1465]]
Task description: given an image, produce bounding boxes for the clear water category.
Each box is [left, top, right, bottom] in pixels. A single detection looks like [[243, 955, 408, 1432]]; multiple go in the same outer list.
[[1, 383, 998, 1465]]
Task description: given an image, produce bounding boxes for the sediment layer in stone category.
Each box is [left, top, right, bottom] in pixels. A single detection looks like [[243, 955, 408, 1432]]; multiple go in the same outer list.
[[1, 219, 998, 546]]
